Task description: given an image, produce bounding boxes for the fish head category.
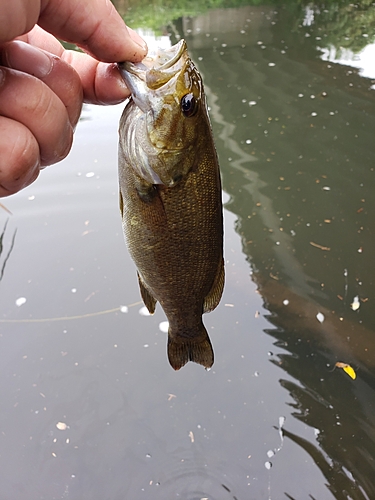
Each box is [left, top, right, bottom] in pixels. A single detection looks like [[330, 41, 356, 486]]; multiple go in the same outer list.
[[118, 40, 207, 187]]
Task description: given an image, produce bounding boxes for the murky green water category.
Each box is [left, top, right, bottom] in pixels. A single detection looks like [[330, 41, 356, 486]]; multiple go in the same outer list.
[[1, 2, 375, 499]]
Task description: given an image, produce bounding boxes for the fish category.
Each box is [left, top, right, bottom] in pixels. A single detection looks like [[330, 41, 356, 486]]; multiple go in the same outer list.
[[118, 40, 224, 370]]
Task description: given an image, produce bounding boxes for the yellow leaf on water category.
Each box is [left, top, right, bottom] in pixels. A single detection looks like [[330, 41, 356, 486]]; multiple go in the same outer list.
[[335, 362, 356, 380]]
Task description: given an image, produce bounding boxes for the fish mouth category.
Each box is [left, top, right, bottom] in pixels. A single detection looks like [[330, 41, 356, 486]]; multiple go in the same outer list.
[[117, 40, 188, 101], [119, 39, 187, 81]]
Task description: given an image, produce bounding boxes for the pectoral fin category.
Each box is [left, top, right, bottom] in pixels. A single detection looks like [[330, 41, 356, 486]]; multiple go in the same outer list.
[[203, 257, 225, 313], [135, 177, 158, 204], [137, 272, 157, 314]]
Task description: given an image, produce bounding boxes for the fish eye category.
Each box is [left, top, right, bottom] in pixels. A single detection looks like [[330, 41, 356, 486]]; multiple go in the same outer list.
[[181, 93, 197, 117]]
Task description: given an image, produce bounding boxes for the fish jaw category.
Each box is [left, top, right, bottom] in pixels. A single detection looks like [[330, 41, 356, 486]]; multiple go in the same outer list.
[[118, 40, 187, 114]]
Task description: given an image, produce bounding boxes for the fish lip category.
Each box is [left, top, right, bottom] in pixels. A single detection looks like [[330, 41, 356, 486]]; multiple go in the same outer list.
[[118, 39, 187, 78], [117, 40, 188, 113]]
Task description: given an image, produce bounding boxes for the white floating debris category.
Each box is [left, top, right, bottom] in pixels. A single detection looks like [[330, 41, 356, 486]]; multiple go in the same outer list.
[[120, 305, 128, 313], [28, 195, 35, 201], [316, 312, 325, 323], [159, 321, 169, 333], [143, 344, 149, 348], [139, 306, 151, 316], [268, 62, 276, 67], [351, 296, 360, 311], [248, 101, 257, 106], [267, 450, 275, 458], [15, 297, 27, 307], [71, 288, 77, 293], [56, 422, 68, 431], [85, 172, 95, 178], [245, 139, 252, 144], [265, 461, 272, 470], [322, 186, 331, 191], [283, 299, 289, 306], [311, 112, 317, 117]]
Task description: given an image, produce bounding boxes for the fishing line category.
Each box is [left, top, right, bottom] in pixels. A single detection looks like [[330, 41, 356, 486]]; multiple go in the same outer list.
[[0, 301, 142, 323]]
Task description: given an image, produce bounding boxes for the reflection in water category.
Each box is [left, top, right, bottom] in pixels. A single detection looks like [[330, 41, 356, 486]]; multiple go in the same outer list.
[[179, 5, 375, 498], [0, 219, 16, 281], [118, 40, 224, 370]]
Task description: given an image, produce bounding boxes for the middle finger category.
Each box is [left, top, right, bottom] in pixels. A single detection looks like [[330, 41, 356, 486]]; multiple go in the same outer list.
[[0, 66, 73, 166], [1, 41, 83, 127]]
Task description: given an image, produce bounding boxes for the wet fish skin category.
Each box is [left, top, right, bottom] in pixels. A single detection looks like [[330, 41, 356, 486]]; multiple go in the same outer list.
[[118, 40, 224, 370]]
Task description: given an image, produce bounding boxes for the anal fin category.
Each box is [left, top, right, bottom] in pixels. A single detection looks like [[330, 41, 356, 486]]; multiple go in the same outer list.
[[203, 257, 225, 313], [137, 272, 157, 314]]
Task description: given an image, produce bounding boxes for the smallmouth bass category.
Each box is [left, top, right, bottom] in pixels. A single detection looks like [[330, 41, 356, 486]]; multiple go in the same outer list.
[[118, 40, 224, 370]]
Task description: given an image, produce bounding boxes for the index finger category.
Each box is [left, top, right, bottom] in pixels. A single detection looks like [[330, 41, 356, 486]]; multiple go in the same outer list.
[[38, 0, 147, 62]]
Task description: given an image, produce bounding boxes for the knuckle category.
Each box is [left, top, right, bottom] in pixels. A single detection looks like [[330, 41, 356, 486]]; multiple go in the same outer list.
[[0, 126, 40, 195]]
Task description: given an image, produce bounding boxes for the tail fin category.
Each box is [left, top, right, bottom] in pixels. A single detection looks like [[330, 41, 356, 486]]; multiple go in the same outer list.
[[167, 324, 214, 371]]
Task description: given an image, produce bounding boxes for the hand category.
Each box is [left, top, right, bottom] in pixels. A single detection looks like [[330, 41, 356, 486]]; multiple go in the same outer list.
[[0, 0, 147, 197]]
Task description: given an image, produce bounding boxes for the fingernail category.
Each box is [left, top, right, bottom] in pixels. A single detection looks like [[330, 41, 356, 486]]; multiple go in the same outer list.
[[5, 41, 53, 79], [136, 39, 148, 53], [128, 28, 148, 54]]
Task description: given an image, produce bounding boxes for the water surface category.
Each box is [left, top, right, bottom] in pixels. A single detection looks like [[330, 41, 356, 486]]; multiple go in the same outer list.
[[1, 3, 375, 499]]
